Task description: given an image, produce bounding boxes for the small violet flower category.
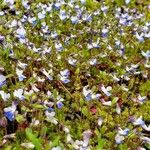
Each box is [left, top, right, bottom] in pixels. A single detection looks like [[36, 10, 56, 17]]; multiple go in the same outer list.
[[0, 74, 6, 88], [60, 69, 70, 77], [83, 86, 100, 101], [125, 0, 131, 4], [16, 27, 26, 39], [83, 86, 92, 101], [16, 68, 26, 81], [115, 133, 125, 144], [45, 110, 58, 125], [71, 16, 79, 24], [68, 58, 77, 66], [0, 35, 4, 43], [56, 101, 64, 109], [51, 146, 62, 150], [54, 2, 61, 10], [101, 6, 108, 13], [4, 0, 14, 5], [60, 69, 70, 84], [132, 116, 145, 126], [100, 84, 112, 97], [13, 89, 25, 100], [4, 102, 17, 121], [55, 42, 63, 52], [41, 68, 53, 81], [0, 91, 10, 101], [51, 31, 58, 39], [141, 50, 150, 59], [89, 58, 97, 66], [38, 11, 46, 19], [98, 117, 103, 126], [59, 10, 67, 21], [17, 61, 28, 69], [135, 32, 144, 42], [0, 11, 4, 16], [81, 0, 86, 4], [101, 28, 109, 38], [118, 128, 130, 136], [137, 94, 147, 104]]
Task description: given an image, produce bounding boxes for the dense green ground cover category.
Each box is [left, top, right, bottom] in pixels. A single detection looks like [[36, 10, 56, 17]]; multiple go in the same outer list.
[[0, 0, 150, 149]]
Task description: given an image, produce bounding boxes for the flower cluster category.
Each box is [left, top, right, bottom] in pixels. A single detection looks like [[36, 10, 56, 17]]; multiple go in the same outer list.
[[0, 0, 149, 149]]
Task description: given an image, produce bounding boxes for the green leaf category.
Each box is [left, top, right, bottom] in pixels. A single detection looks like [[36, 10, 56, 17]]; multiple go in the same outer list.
[[140, 80, 150, 94], [5, 74, 14, 79], [118, 144, 128, 150], [145, 143, 150, 149], [32, 104, 45, 109], [50, 136, 60, 148], [40, 126, 47, 138], [112, 97, 119, 105], [26, 77, 36, 85], [97, 134, 106, 150], [25, 128, 42, 150], [81, 106, 89, 117], [16, 114, 25, 123], [4, 146, 12, 150]]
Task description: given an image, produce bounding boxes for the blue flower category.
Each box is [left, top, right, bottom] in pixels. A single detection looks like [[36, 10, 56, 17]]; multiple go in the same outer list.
[[4, 103, 16, 121], [60, 77, 70, 84], [71, 16, 78, 24], [16, 68, 26, 81], [59, 10, 67, 21], [13, 89, 25, 100], [101, 28, 108, 38], [60, 69, 70, 84], [0, 74, 6, 88], [81, 0, 86, 5], [54, 3, 61, 10], [0, 35, 4, 43], [4, 111, 14, 121], [51, 31, 58, 39], [38, 12, 45, 19], [135, 32, 144, 42], [0, 11, 4, 16], [41, 68, 53, 81], [141, 50, 150, 58], [125, 0, 130, 4], [57, 102, 64, 109], [132, 116, 145, 126], [60, 69, 70, 77], [47, 107, 54, 111], [115, 134, 125, 144], [118, 128, 130, 136], [89, 59, 97, 66], [83, 86, 92, 100], [16, 27, 26, 39], [55, 43, 63, 52], [4, 0, 14, 5]]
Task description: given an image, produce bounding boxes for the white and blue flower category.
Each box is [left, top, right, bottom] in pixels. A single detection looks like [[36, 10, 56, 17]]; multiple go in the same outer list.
[[13, 89, 25, 100], [60, 69, 70, 84], [0, 91, 10, 101], [118, 128, 130, 136], [55, 42, 63, 52], [71, 16, 79, 24], [115, 133, 125, 144], [4, 103, 16, 121], [16, 68, 26, 82], [0, 74, 6, 88], [142, 50, 150, 58], [100, 84, 112, 97]]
